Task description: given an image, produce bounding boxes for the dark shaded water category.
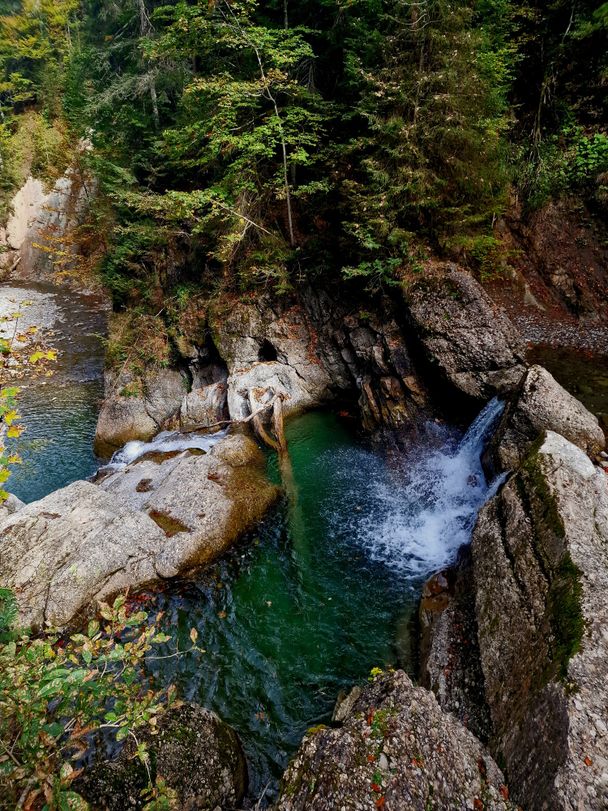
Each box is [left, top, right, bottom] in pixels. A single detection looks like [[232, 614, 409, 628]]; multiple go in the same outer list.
[[528, 344, 608, 429]]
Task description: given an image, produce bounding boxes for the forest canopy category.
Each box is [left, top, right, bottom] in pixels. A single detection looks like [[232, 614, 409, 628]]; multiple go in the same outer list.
[[0, 0, 606, 299]]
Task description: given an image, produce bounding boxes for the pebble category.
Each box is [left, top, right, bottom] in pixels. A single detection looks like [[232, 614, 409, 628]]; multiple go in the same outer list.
[[378, 753, 389, 771]]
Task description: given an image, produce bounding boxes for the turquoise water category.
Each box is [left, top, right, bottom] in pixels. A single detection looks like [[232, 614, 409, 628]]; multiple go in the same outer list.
[[1, 281, 504, 805], [147, 413, 416, 799], [146, 405, 502, 802]]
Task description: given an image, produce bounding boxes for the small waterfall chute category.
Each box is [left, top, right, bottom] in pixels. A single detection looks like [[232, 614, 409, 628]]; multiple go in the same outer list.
[[322, 398, 506, 579]]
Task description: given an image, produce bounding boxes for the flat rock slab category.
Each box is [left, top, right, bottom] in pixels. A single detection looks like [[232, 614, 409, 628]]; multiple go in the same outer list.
[[0, 434, 279, 628], [276, 670, 515, 811], [473, 431, 608, 810]]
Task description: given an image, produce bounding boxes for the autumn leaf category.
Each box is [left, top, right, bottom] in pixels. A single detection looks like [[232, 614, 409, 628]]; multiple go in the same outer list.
[[29, 349, 57, 364], [3, 410, 19, 425]]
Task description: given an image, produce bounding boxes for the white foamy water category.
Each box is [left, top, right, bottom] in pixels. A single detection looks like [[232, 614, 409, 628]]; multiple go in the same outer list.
[[322, 398, 506, 579], [108, 428, 228, 468]]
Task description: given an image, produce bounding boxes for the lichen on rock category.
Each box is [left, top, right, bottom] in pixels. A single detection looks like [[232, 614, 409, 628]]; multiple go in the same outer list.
[[472, 431, 608, 810], [276, 670, 514, 811]]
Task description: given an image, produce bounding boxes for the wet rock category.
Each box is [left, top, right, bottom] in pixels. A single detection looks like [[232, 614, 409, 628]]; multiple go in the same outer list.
[[276, 670, 514, 811], [76, 703, 247, 810], [403, 265, 526, 402], [95, 368, 187, 457], [418, 550, 492, 743], [485, 364, 605, 472], [0, 434, 279, 628], [472, 431, 608, 810]]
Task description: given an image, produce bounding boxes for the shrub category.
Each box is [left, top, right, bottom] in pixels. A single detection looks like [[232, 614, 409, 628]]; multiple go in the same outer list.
[[0, 593, 197, 810]]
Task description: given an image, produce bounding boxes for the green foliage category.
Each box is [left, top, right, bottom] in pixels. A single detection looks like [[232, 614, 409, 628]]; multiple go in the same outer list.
[[0, 588, 18, 642], [1, 0, 606, 295], [0, 592, 198, 810], [515, 126, 608, 210]]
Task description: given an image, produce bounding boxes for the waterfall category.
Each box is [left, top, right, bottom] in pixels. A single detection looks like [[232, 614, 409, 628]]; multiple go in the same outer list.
[[107, 428, 228, 468], [325, 398, 506, 579]]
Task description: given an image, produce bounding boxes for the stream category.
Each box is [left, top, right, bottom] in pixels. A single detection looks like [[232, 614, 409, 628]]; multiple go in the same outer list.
[[142, 403, 504, 800]]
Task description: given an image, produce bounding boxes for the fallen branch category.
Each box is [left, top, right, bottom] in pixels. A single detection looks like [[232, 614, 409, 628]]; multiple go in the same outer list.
[[8, 254, 22, 275], [183, 393, 281, 435]]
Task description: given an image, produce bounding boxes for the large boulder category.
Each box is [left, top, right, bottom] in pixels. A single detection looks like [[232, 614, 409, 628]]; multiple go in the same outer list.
[[209, 294, 336, 420], [179, 380, 227, 430], [94, 368, 187, 457], [276, 671, 514, 811], [0, 493, 24, 521], [472, 431, 608, 810], [403, 266, 526, 402], [76, 703, 248, 810], [485, 364, 605, 471], [0, 433, 279, 628]]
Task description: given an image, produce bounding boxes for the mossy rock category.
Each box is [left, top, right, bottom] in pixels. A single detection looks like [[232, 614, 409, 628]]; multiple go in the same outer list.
[[76, 703, 248, 810]]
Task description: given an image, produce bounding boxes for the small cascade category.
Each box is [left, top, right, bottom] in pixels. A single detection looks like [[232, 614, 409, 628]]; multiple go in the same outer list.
[[326, 397, 506, 578], [108, 428, 228, 468]]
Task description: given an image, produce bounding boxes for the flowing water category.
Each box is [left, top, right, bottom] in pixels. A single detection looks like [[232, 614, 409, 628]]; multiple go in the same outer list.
[[146, 402, 504, 802], [107, 428, 229, 468], [0, 282, 106, 503]]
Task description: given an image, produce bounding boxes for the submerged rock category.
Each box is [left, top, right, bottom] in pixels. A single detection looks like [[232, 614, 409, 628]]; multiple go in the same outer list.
[[472, 431, 608, 810], [0, 434, 279, 628], [403, 265, 526, 403], [76, 703, 247, 810], [276, 670, 514, 811], [485, 363, 605, 471]]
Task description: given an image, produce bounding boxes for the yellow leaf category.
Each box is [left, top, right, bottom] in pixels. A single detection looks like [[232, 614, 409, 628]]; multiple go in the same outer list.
[[6, 425, 23, 438], [3, 410, 18, 426]]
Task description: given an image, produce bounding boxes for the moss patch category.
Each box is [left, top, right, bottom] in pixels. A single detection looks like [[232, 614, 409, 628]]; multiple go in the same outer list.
[[547, 553, 584, 679]]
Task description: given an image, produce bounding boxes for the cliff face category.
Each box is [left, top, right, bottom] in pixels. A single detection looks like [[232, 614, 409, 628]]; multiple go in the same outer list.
[[0, 165, 94, 284]]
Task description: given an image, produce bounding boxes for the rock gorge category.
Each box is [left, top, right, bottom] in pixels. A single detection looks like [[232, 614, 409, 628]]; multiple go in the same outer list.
[[0, 1, 607, 804]]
